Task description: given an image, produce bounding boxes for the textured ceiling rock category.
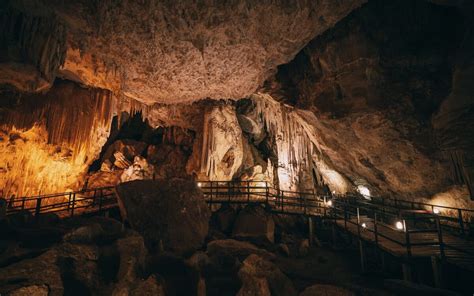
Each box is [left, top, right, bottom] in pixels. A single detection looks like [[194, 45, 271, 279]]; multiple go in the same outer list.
[[3, 0, 365, 103]]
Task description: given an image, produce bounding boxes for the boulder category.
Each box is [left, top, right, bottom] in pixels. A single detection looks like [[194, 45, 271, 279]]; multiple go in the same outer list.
[[115, 179, 210, 254], [232, 204, 275, 243], [206, 239, 275, 261], [112, 234, 148, 295], [237, 254, 297, 296], [130, 275, 165, 296], [277, 243, 291, 257], [0, 248, 63, 296], [147, 255, 201, 296], [298, 239, 310, 257], [299, 284, 356, 296], [211, 203, 238, 234], [63, 223, 105, 244], [9, 285, 49, 296]]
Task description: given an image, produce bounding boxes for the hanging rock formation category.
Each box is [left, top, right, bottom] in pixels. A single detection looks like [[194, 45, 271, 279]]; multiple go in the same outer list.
[[0, 80, 113, 197]]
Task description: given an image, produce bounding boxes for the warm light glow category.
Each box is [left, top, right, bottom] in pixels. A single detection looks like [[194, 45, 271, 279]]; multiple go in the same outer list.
[[433, 208, 440, 214], [357, 185, 371, 200], [326, 200, 333, 207], [395, 221, 404, 230], [361, 222, 367, 228], [197, 182, 202, 187]]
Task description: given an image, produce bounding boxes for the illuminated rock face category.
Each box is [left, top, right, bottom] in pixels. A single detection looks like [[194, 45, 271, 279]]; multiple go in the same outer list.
[[262, 0, 474, 200], [0, 81, 113, 197], [198, 104, 244, 181], [1, 0, 365, 103]]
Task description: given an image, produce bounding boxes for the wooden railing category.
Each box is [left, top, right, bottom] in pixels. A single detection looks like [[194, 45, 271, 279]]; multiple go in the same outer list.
[[5, 186, 116, 219], [3, 180, 473, 263]]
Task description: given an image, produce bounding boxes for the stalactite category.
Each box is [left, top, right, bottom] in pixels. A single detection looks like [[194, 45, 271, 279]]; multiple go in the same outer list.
[[0, 8, 67, 83], [249, 93, 350, 193], [0, 81, 114, 197]]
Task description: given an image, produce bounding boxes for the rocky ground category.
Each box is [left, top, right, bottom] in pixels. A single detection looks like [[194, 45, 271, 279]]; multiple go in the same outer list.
[[2, 179, 463, 296]]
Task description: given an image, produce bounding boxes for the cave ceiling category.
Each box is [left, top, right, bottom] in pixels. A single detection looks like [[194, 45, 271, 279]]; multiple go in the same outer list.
[[1, 0, 366, 103]]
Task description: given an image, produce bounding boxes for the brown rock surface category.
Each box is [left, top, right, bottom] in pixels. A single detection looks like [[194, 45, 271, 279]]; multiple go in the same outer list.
[[3, 0, 365, 103], [115, 179, 210, 254], [237, 254, 297, 296]]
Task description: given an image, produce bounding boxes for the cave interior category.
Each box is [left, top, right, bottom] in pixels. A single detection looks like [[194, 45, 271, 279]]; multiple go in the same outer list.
[[0, 0, 474, 295]]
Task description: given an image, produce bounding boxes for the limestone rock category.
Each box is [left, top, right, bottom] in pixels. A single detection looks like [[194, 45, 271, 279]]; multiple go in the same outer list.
[[211, 203, 238, 234], [299, 284, 355, 296], [63, 223, 105, 244], [206, 239, 275, 261], [200, 104, 244, 180], [120, 156, 154, 183], [112, 235, 149, 296], [237, 254, 297, 296], [298, 239, 310, 257], [9, 285, 49, 296], [232, 204, 275, 244], [115, 179, 210, 254], [147, 144, 189, 179], [102, 140, 148, 170]]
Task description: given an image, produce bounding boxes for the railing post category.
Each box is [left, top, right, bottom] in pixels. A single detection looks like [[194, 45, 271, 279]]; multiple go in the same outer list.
[[458, 209, 465, 236], [374, 212, 379, 248], [70, 193, 76, 217], [324, 196, 327, 217], [404, 220, 411, 257], [98, 189, 103, 213], [209, 182, 213, 209], [344, 204, 347, 230], [21, 197, 26, 210], [265, 182, 269, 205], [357, 207, 366, 273], [93, 189, 97, 206], [303, 192, 307, 215], [247, 181, 250, 203], [281, 191, 284, 212], [67, 192, 72, 209], [34, 198, 42, 221], [228, 181, 231, 203], [436, 217, 445, 260]]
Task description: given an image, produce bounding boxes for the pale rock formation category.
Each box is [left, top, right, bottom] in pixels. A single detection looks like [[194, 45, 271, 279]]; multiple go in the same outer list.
[[199, 104, 244, 181], [120, 156, 154, 183]]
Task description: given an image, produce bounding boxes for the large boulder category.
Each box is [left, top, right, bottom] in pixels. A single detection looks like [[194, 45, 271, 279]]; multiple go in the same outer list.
[[232, 204, 275, 244], [237, 254, 297, 296], [206, 239, 275, 262], [115, 179, 211, 254], [211, 204, 238, 234]]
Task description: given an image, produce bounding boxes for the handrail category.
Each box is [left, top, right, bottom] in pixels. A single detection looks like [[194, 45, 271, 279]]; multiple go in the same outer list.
[[4, 179, 473, 263]]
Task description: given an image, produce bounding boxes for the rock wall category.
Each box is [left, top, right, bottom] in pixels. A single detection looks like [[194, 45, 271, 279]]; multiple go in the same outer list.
[[261, 0, 471, 200], [0, 80, 113, 197], [0, 6, 67, 92]]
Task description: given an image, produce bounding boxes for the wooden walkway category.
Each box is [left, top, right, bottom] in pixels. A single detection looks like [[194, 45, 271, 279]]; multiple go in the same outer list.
[[4, 180, 474, 274]]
